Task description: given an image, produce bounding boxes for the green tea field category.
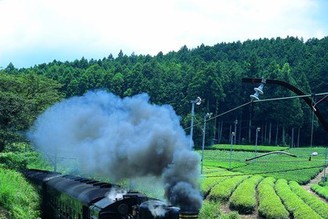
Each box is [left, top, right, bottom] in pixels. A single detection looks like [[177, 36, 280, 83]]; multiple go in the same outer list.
[[198, 146, 328, 219]]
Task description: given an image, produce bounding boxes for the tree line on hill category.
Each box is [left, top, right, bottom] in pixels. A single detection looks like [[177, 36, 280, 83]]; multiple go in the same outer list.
[[1, 36, 328, 150]]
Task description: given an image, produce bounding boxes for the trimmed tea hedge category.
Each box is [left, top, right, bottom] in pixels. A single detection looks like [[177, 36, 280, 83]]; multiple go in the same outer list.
[[275, 179, 322, 219], [201, 169, 238, 193], [229, 175, 263, 214], [289, 181, 328, 219], [311, 183, 328, 201], [208, 175, 249, 201], [201, 176, 228, 194], [257, 177, 289, 219]]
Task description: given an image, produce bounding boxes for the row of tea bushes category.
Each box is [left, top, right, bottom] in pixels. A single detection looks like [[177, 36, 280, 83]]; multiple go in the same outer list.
[[311, 183, 328, 200], [208, 175, 249, 201], [257, 177, 289, 219], [289, 181, 328, 219], [275, 179, 322, 219], [229, 175, 263, 214], [201, 165, 328, 218], [201, 168, 239, 194]]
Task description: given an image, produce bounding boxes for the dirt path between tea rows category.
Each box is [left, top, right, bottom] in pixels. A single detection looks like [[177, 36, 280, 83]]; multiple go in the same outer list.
[[302, 165, 328, 202]]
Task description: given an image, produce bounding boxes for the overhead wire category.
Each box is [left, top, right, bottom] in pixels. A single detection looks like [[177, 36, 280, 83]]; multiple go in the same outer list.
[[253, 91, 328, 103], [185, 91, 328, 131], [184, 100, 252, 131]]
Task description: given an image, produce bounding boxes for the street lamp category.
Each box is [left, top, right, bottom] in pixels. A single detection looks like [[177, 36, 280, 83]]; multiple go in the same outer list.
[[201, 112, 212, 174], [254, 127, 261, 161], [189, 97, 202, 149]]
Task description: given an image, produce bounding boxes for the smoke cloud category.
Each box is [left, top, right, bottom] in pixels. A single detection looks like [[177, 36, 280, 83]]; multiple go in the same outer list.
[[28, 90, 202, 211]]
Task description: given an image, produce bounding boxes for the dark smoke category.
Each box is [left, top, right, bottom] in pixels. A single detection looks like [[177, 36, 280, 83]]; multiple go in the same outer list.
[[28, 91, 202, 211]]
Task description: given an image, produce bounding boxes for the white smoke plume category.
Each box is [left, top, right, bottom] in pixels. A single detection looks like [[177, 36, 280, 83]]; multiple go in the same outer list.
[[141, 200, 168, 217], [27, 90, 202, 211], [106, 187, 127, 201]]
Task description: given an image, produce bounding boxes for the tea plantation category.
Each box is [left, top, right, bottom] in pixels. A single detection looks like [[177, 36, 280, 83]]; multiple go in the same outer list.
[[199, 146, 328, 219]]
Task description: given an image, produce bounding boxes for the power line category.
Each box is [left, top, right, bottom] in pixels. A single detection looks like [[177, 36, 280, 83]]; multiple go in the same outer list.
[[253, 92, 328, 103], [314, 95, 328, 108], [184, 91, 328, 131], [209, 101, 252, 121], [184, 101, 252, 131]]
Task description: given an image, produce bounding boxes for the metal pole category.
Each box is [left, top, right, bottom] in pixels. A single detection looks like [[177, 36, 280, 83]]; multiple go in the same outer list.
[[201, 114, 207, 174], [310, 109, 314, 147], [189, 97, 201, 149], [255, 130, 258, 159], [189, 101, 195, 149], [234, 119, 238, 145], [323, 147, 328, 182], [255, 127, 260, 162], [229, 132, 235, 170]]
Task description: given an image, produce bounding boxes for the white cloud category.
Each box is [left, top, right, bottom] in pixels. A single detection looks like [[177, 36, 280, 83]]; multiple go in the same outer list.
[[0, 0, 327, 68]]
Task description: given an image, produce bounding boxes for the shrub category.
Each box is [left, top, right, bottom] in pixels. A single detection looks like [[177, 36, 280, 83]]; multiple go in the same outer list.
[[198, 200, 221, 219], [229, 175, 263, 214], [257, 177, 289, 219], [0, 168, 40, 219], [275, 179, 322, 219], [208, 175, 248, 201], [289, 181, 328, 219], [196, 200, 241, 219], [0, 152, 27, 170]]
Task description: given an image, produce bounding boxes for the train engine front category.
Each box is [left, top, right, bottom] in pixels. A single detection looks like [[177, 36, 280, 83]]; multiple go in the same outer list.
[[90, 192, 183, 219]]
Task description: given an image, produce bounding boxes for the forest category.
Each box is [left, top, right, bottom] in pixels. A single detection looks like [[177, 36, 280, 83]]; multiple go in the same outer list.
[[1, 36, 328, 150]]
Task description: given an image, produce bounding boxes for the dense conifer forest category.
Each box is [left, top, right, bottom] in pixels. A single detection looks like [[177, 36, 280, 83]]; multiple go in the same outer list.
[[1, 36, 328, 148]]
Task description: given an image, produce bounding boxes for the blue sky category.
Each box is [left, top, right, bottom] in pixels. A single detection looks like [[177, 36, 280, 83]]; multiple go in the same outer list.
[[0, 0, 327, 69]]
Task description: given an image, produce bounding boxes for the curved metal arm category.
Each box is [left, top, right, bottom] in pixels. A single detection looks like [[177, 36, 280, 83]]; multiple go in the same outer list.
[[242, 77, 328, 133]]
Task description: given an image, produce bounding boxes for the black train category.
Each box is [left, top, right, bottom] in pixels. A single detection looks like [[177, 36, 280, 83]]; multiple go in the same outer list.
[[24, 169, 197, 219]]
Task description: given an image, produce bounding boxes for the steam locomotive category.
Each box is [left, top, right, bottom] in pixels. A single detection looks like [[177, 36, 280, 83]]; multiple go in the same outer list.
[[24, 169, 198, 219]]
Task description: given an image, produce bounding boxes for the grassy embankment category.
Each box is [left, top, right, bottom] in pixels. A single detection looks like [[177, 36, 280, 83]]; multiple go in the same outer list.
[[0, 167, 40, 219], [0, 143, 52, 219]]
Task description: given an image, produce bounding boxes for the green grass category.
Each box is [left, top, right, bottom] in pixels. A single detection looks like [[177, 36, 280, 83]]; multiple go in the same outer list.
[[257, 177, 289, 219], [199, 200, 240, 219], [0, 168, 40, 219], [209, 144, 288, 152], [25, 151, 53, 170]]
